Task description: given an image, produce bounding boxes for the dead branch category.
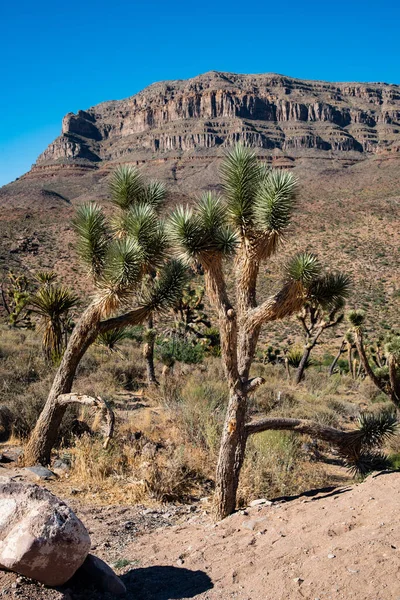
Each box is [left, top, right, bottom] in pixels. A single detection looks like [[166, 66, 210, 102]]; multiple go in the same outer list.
[[56, 394, 115, 448]]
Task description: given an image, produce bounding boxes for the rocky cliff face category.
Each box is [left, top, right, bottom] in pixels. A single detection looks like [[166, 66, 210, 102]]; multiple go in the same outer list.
[[36, 72, 400, 166]]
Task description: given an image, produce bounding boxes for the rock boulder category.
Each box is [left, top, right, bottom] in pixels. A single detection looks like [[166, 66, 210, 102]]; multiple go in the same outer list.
[[0, 480, 91, 586]]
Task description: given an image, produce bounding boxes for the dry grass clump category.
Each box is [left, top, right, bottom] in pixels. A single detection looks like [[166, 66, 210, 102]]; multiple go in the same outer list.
[[64, 418, 212, 505], [238, 431, 329, 505]]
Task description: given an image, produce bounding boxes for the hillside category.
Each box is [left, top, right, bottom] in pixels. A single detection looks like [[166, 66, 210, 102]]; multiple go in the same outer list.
[[1, 71, 400, 335]]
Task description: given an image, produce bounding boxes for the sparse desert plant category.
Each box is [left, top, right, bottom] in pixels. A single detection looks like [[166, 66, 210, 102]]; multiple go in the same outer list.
[[169, 144, 398, 518], [29, 284, 79, 362], [24, 166, 186, 466]]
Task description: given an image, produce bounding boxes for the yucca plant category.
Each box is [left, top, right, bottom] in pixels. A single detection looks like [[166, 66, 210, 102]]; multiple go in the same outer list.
[[29, 284, 79, 362], [339, 409, 398, 475], [34, 270, 58, 285], [25, 166, 186, 466], [96, 327, 131, 355], [169, 144, 359, 518], [294, 268, 351, 384]]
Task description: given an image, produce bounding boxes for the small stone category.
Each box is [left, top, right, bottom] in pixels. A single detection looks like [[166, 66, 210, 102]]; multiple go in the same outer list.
[[177, 558, 184, 566], [23, 466, 57, 481], [242, 520, 256, 531], [249, 498, 273, 507], [328, 553, 336, 559], [293, 577, 304, 585]]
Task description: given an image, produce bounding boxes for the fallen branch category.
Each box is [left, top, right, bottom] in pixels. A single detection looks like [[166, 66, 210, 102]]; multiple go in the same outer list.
[[57, 394, 115, 448]]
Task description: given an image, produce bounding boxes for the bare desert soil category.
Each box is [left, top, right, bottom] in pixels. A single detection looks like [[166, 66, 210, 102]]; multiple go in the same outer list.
[[1, 460, 400, 600]]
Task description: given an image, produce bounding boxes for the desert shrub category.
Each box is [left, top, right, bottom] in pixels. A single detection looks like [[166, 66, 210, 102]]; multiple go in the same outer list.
[[156, 338, 205, 365], [168, 377, 227, 453], [325, 397, 359, 418], [107, 363, 144, 391], [239, 431, 327, 504]]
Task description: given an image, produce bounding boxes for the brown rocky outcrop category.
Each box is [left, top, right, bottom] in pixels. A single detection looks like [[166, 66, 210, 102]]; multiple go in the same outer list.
[[35, 71, 400, 165]]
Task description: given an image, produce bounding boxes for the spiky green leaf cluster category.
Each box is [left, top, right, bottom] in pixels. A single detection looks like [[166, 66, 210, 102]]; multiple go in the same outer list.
[[285, 252, 321, 286], [358, 409, 398, 447], [73, 203, 109, 276], [341, 409, 398, 476], [139, 259, 188, 312], [385, 335, 400, 361], [253, 169, 297, 233], [112, 204, 168, 269], [30, 285, 79, 319], [97, 327, 130, 352], [348, 309, 365, 328], [101, 238, 143, 293], [220, 145, 261, 229], [308, 272, 352, 310], [109, 165, 144, 210], [34, 271, 58, 285], [110, 165, 167, 212], [220, 145, 297, 240], [168, 194, 238, 263]]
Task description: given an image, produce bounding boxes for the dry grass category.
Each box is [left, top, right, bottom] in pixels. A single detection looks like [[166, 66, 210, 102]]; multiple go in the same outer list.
[[0, 321, 395, 508]]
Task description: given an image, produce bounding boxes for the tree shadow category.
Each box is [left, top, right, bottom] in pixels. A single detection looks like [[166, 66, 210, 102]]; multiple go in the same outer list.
[[121, 565, 213, 599], [272, 484, 352, 504]]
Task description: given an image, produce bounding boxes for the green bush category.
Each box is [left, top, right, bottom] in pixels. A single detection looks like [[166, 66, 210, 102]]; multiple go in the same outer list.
[[156, 338, 205, 365]]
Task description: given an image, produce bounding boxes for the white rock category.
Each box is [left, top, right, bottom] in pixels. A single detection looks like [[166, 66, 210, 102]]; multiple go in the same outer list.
[[0, 480, 90, 586], [249, 498, 273, 507]]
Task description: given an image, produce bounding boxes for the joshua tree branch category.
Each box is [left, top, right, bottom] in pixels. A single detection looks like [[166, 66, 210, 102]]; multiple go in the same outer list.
[[388, 356, 400, 408], [57, 394, 115, 448], [329, 339, 346, 376], [245, 416, 352, 448], [98, 306, 150, 333], [243, 377, 265, 394], [245, 281, 304, 332]]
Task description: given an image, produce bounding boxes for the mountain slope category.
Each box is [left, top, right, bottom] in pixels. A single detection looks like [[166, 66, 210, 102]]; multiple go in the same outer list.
[[1, 71, 400, 335]]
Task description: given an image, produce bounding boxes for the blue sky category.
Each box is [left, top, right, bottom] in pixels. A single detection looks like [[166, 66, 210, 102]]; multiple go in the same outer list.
[[1, 0, 399, 187]]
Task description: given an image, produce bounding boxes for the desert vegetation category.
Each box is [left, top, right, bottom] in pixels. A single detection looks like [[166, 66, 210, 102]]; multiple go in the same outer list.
[[1, 145, 400, 521]]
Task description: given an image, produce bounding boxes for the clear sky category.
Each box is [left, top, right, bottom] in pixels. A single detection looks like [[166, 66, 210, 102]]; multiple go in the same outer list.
[[1, 0, 399, 187]]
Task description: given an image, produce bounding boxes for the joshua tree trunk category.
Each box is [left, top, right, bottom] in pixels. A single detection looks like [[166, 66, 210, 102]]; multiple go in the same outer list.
[[24, 303, 101, 465], [353, 328, 386, 394], [25, 303, 149, 466], [388, 355, 400, 408], [329, 339, 346, 376], [215, 387, 248, 519], [347, 341, 354, 378], [295, 345, 312, 384], [143, 316, 158, 385]]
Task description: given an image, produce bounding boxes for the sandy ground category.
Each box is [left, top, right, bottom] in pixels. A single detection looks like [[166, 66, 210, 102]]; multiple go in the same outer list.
[[1, 456, 400, 599]]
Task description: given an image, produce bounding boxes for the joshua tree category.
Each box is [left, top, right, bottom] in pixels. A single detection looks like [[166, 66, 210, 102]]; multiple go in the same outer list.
[[110, 171, 168, 386], [24, 166, 186, 466], [169, 145, 397, 519], [0, 271, 33, 328], [29, 283, 79, 362], [349, 310, 400, 407], [294, 271, 351, 384], [172, 283, 210, 336]]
